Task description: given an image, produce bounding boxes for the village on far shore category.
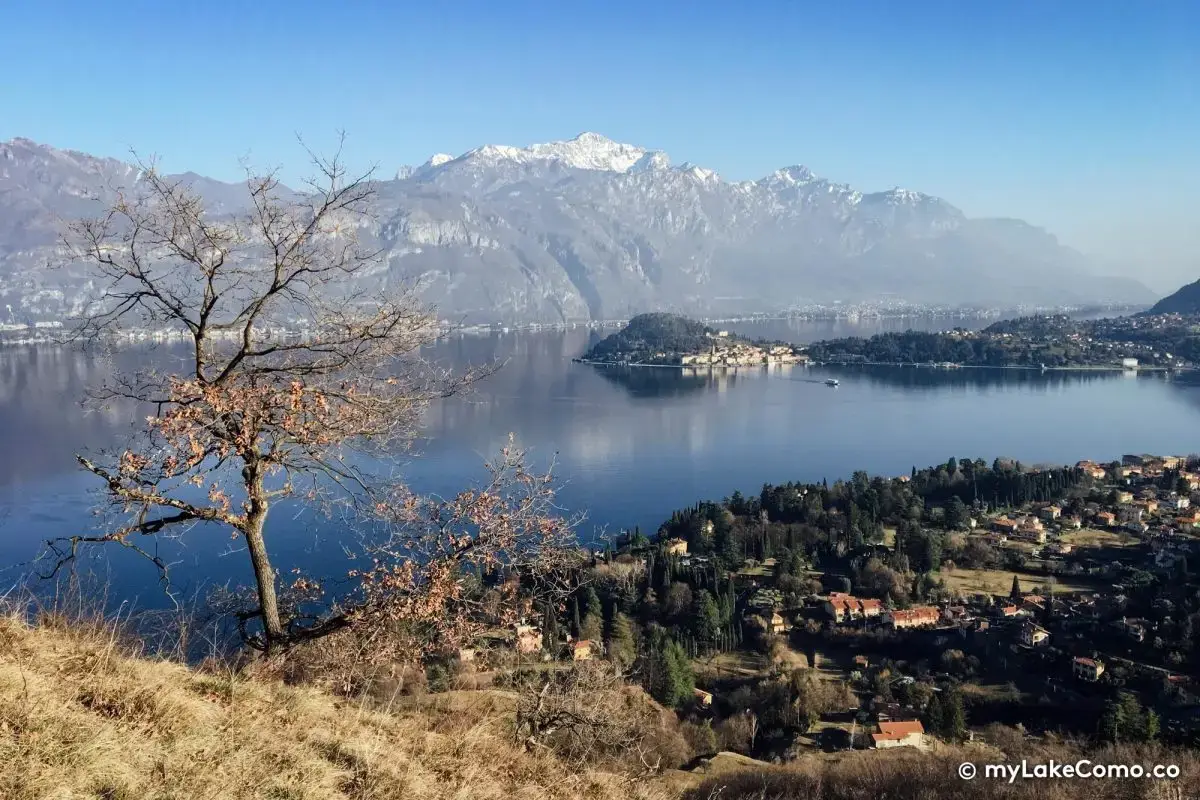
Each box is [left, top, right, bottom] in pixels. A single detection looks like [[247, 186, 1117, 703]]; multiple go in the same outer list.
[[576, 311, 1200, 372]]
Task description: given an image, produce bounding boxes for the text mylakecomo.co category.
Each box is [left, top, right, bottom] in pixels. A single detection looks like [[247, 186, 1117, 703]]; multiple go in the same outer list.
[[958, 760, 1180, 783]]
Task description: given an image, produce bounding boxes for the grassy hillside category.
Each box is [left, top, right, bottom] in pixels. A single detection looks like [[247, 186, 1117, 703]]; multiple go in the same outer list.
[[0, 613, 667, 800]]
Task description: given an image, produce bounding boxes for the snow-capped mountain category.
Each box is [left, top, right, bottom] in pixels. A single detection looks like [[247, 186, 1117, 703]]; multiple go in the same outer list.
[[0, 133, 1154, 324]]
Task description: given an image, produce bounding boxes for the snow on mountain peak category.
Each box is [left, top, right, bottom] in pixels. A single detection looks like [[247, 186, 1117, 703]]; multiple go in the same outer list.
[[629, 150, 671, 172], [455, 132, 665, 173], [427, 153, 454, 167], [881, 187, 928, 204], [764, 165, 817, 185], [677, 162, 719, 182]]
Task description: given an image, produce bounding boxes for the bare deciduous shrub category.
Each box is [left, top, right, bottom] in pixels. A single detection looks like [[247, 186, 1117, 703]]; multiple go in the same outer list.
[[515, 661, 691, 774]]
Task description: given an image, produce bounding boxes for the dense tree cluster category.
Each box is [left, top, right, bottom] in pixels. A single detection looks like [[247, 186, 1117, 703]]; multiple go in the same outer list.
[[805, 312, 1200, 368], [583, 313, 719, 363]]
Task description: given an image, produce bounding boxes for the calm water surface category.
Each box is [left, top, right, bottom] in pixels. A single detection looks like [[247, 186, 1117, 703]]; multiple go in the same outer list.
[[2, 317, 1198, 607]]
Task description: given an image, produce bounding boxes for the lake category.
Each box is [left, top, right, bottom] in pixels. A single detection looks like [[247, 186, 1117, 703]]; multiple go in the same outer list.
[[2, 316, 1199, 608]]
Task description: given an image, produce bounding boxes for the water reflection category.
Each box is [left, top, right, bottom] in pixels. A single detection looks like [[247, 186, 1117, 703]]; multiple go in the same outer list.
[[3, 325, 1200, 610]]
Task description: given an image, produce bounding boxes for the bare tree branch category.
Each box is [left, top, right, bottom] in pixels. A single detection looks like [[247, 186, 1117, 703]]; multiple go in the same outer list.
[[54, 142, 501, 653]]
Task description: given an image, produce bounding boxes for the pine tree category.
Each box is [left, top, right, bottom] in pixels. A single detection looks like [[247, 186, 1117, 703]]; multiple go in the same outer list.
[[1010, 574, 1022, 601], [607, 612, 637, 670], [943, 690, 967, 742], [692, 590, 722, 652], [924, 693, 945, 737], [584, 587, 602, 617], [645, 627, 695, 708], [581, 608, 604, 644]]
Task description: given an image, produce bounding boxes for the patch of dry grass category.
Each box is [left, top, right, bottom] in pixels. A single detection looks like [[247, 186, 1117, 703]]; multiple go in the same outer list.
[[1060, 527, 1140, 550], [0, 613, 668, 800], [936, 567, 1096, 596]]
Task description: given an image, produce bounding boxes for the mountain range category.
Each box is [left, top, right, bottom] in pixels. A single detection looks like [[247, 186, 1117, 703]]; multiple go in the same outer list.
[[0, 132, 1155, 325]]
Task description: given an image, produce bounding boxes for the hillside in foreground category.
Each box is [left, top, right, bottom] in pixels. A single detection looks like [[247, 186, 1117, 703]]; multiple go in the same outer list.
[[0, 613, 668, 800]]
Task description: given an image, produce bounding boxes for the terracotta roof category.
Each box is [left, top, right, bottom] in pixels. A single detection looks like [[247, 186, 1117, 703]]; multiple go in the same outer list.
[[872, 720, 925, 742], [890, 607, 939, 624], [1074, 657, 1100, 667]]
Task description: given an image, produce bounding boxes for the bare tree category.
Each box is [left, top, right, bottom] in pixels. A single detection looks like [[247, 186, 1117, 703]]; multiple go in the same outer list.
[[50, 140, 490, 653]]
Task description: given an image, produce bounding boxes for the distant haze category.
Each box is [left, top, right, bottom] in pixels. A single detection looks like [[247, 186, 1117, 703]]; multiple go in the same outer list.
[[0, 135, 1158, 325], [1, 1, 1196, 293]]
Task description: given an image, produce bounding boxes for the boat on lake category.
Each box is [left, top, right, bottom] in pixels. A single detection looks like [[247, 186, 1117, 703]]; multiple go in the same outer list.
[[825, 379, 840, 387]]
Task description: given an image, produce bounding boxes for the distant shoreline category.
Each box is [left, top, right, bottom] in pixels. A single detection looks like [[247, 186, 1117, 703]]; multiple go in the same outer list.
[[574, 357, 1188, 374]]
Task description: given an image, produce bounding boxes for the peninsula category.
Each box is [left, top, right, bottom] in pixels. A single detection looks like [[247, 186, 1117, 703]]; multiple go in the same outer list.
[[806, 313, 1200, 370], [576, 312, 807, 367]]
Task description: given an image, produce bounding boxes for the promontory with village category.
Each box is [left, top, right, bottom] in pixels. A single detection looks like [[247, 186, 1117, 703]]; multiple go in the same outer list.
[[578, 308, 1200, 372]]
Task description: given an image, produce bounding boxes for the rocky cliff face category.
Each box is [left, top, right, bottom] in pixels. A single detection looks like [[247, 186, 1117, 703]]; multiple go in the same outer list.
[[0, 133, 1154, 324]]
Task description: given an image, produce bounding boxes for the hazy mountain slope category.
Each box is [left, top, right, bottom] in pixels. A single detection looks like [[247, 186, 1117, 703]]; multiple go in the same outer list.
[[1142, 278, 1200, 315], [0, 133, 1155, 324]]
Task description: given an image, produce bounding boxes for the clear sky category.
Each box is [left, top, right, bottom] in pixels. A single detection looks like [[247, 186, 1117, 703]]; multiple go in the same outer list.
[[2, 0, 1197, 290]]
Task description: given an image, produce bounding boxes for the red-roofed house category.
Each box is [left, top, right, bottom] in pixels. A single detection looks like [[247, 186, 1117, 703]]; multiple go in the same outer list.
[[886, 607, 940, 630], [871, 719, 927, 749], [825, 592, 883, 623], [1073, 657, 1105, 681], [572, 640, 594, 661], [859, 598, 883, 619]]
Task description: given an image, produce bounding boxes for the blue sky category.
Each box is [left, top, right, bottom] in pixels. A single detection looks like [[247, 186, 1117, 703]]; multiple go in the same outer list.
[[2, 0, 1197, 289]]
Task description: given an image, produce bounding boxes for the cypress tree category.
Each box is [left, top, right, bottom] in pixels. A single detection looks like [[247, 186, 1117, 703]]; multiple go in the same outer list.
[[608, 612, 637, 670]]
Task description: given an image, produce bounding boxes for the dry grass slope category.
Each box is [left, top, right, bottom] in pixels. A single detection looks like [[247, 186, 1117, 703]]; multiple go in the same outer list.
[[0, 614, 667, 800]]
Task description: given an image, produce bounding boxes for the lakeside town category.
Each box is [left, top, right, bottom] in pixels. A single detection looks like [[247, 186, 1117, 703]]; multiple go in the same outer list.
[[464, 450, 1200, 762], [579, 311, 1200, 374]]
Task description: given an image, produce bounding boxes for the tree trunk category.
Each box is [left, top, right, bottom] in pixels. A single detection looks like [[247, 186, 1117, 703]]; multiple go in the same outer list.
[[243, 461, 284, 651]]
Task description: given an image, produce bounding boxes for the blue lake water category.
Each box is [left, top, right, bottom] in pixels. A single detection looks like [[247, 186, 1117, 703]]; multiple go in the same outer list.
[[2, 316, 1198, 609]]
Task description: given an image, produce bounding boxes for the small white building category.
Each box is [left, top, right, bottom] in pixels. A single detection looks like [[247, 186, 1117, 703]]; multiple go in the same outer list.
[[1021, 623, 1050, 647]]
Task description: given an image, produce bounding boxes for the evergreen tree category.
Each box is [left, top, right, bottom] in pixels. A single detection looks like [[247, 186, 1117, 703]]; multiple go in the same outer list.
[[581, 607, 604, 644], [945, 496, 968, 530], [571, 595, 582, 639], [1099, 692, 1159, 743], [923, 694, 946, 737], [608, 612, 637, 670], [942, 690, 967, 742], [584, 587, 602, 617], [692, 590, 723, 652], [1010, 574, 1022, 601], [646, 627, 695, 708]]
